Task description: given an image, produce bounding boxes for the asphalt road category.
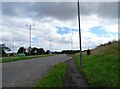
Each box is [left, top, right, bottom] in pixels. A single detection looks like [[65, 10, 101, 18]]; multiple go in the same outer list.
[[2, 54, 71, 87]]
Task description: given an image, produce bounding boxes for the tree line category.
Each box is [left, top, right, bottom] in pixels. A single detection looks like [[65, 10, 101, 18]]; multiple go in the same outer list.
[[0, 44, 51, 57], [0, 44, 91, 57], [0, 43, 81, 57], [17, 46, 51, 56]]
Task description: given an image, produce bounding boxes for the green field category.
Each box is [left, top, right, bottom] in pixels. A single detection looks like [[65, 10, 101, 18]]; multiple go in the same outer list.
[[74, 41, 119, 88], [34, 62, 67, 88], [0, 54, 53, 63]]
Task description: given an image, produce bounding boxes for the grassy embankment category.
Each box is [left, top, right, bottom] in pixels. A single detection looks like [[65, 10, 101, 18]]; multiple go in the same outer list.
[[74, 41, 119, 88], [34, 62, 67, 88], [0, 54, 53, 63]]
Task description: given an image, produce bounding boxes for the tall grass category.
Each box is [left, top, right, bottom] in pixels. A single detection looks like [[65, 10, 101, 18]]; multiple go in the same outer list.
[[34, 62, 67, 88], [74, 41, 119, 88], [0, 54, 52, 63]]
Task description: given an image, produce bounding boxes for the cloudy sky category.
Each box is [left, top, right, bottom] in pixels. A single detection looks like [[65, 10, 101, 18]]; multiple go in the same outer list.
[[1, 0, 119, 52]]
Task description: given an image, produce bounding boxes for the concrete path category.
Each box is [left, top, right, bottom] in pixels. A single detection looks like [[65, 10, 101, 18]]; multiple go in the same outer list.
[[64, 59, 90, 88], [2, 54, 71, 88]]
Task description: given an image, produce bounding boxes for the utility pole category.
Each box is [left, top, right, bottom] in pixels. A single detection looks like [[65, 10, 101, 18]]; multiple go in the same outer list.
[[71, 36, 72, 50], [49, 39, 52, 52], [77, 0, 83, 68], [26, 25, 35, 55], [70, 33, 73, 50], [12, 37, 15, 53]]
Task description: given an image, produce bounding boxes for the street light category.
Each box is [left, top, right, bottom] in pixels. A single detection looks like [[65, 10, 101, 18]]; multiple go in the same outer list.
[[12, 37, 15, 53], [49, 39, 52, 52], [77, 0, 83, 68], [70, 33, 73, 50], [26, 25, 35, 55]]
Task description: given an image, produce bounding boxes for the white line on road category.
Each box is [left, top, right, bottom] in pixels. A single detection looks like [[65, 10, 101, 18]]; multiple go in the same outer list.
[[10, 83, 15, 86], [60, 57, 72, 63]]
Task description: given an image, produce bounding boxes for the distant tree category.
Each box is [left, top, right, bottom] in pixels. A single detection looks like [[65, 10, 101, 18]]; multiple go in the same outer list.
[[61, 50, 80, 54], [45, 50, 51, 54], [26, 47, 32, 55], [0, 45, 5, 55], [10, 53, 14, 56], [17, 47, 26, 53], [30, 47, 45, 55], [31, 47, 38, 55], [0, 44, 11, 57], [52, 51, 60, 54], [38, 48, 45, 55]]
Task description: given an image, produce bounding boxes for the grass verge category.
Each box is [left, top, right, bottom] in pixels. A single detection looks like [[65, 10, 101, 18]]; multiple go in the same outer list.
[[33, 62, 67, 88], [0, 54, 53, 63], [73, 41, 119, 88], [74, 54, 118, 88]]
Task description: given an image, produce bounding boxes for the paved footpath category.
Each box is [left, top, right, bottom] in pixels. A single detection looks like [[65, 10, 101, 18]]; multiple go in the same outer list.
[[64, 58, 91, 88]]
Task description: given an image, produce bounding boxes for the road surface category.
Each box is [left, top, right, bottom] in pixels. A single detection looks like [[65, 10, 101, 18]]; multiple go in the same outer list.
[[2, 54, 71, 87]]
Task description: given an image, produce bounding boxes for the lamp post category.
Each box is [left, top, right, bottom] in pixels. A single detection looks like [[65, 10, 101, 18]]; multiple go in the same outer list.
[[77, 0, 83, 68], [12, 37, 15, 53], [49, 39, 52, 53], [26, 25, 35, 55], [70, 33, 73, 50]]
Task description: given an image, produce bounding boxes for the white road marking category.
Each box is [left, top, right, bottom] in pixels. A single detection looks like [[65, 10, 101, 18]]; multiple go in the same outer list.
[[60, 57, 72, 63], [10, 83, 15, 85]]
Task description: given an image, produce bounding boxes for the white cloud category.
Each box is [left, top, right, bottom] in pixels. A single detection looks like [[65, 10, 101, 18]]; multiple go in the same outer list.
[[104, 24, 118, 33], [2, 14, 118, 52]]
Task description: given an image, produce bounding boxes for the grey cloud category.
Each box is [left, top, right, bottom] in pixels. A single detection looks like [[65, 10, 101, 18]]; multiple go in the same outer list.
[[2, 2, 77, 20], [97, 2, 118, 19], [2, 2, 118, 20], [2, 2, 31, 16], [31, 2, 78, 20], [80, 2, 118, 19]]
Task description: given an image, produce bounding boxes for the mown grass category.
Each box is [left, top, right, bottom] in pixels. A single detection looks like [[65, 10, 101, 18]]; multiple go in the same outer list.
[[0, 54, 53, 63], [73, 41, 119, 88], [34, 62, 67, 88]]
